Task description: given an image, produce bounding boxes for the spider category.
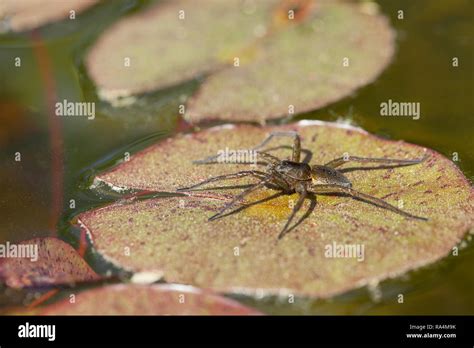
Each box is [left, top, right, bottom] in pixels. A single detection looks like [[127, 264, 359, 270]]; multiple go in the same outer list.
[[177, 131, 428, 239]]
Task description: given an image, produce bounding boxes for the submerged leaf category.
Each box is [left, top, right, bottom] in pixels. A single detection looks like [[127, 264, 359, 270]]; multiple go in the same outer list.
[[38, 284, 261, 315], [0, 0, 98, 33], [81, 121, 474, 298], [85, 0, 395, 122], [0, 237, 99, 288]]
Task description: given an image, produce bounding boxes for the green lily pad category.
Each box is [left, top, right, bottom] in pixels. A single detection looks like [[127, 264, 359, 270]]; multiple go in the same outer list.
[[186, 0, 395, 123], [0, 237, 99, 288], [85, 0, 395, 122], [38, 284, 261, 315], [0, 0, 99, 33], [86, 0, 279, 101], [80, 121, 473, 298]]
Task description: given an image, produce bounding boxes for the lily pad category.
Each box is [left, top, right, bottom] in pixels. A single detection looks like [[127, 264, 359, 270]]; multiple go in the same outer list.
[[80, 121, 474, 298], [85, 0, 395, 122], [0, 0, 99, 33], [86, 0, 279, 100], [186, 1, 395, 123], [38, 284, 261, 315], [0, 237, 99, 288]]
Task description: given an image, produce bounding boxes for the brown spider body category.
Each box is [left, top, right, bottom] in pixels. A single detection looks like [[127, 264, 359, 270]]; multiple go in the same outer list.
[[310, 165, 352, 188], [271, 160, 312, 191], [178, 131, 428, 239], [267, 161, 352, 192]]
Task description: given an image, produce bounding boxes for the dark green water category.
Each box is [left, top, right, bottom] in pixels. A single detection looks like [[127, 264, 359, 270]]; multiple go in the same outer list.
[[0, 0, 472, 314]]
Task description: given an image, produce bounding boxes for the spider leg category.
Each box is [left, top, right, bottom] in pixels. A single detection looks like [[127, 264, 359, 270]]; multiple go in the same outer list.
[[278, 186, 307, 239], [256, 151, 282, 165], [209, 179, 270, 221], [266, 173, 292, 193], [192, 155, 221, 165], [324, 154, 428, 169], [192, 131, 298, 165], [209, 191, 286, 221], [177, 170, 267, 191], [252, 131, 301, 162], [192, 150, 278, 166], [309, 184, 427, 220]]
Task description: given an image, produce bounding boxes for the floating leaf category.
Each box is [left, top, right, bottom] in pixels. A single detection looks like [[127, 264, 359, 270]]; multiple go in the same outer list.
[[85, 0, 395, 122], [0, 237, 99, 288], [81, 121, 474, 298], [38, 284, 261, 315], [186, 1, 395, 123], [0, 0, 98, 33], [86, 0, 279, 100]]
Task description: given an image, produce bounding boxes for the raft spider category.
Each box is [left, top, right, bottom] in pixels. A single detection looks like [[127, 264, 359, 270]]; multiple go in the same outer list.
[[177, 132, 428, 239]]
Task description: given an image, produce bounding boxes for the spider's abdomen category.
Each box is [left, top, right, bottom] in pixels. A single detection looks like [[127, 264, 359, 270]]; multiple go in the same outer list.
[[274, 160, 312, 181], [311, 165, 352, 188]]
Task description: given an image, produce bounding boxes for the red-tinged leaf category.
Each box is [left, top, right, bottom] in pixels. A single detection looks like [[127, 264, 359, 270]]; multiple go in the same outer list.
[[0, 237, 100, 288], [80, 121, 474, 298], [38, 284, 261, 315]]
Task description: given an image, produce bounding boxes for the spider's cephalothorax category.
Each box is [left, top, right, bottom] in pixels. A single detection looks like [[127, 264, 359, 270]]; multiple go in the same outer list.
[[178, 132, 428, 239]]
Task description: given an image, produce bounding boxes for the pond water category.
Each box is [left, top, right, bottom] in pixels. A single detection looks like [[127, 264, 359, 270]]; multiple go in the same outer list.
[[0, 0, 472, 314]]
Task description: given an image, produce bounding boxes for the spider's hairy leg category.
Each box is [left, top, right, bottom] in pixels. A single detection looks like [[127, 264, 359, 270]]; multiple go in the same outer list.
[[310, 184, 428, 221], [253, 131, 301, 162], [208, 180, 269, 221], [256, 151, 281, 165], [278, 185, 307, 239], [177, 170, 267, 191], [324, 154, 429, 169], [192, 153, 227, 165], [193, 151, 277, 166], [192, 131, 300, 165]]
